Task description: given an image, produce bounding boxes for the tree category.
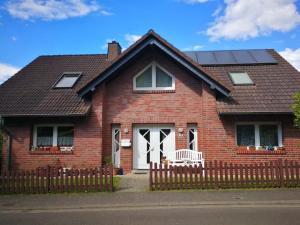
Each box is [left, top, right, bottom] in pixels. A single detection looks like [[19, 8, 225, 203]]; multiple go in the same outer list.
[[292, 89, 300, 128]]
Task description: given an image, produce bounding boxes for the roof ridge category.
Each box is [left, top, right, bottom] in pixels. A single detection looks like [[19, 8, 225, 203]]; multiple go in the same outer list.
[[39, 53, 107, 57], [184, 48, 275, 52]]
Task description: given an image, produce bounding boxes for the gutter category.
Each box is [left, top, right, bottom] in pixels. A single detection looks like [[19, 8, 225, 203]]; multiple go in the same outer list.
[[219, 111, 294, 116]]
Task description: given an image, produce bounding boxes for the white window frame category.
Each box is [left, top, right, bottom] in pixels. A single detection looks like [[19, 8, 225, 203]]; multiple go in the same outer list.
[[133, 62, 175, 91], [33, 124, 74, 147], [187, 125, 198, 151], [112, 125, 121, 168], [235, 122, 283, 148]]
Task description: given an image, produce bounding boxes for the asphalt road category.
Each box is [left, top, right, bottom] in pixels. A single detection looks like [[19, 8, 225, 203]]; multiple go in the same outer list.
[[1, 189, 300, 225], [0, 202, 299, 225]]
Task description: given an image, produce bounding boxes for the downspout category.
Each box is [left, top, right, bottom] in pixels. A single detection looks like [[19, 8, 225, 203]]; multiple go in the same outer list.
[[0, 116, 12, 171], [6, 133, 12, 171]]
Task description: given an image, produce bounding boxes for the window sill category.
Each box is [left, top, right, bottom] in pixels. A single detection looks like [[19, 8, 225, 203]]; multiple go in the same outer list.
[[236, 147, 286, 155], [30, 147, 74, 155], [133, 90, 175, 94]]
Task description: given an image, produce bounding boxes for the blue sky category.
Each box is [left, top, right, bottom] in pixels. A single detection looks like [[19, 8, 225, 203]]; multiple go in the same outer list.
[[0, 0, 300, 83]]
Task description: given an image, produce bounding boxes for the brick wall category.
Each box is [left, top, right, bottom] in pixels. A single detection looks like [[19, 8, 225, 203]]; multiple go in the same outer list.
[[2, 48, 300, 172]]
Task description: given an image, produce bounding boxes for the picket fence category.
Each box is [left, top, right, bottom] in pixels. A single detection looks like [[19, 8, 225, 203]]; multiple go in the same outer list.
[[0, 165, 114, 194], [149, 160, 300, 191]]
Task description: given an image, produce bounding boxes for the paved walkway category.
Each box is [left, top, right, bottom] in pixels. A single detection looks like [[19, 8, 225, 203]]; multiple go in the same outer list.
[[117, 173, 149, 192]]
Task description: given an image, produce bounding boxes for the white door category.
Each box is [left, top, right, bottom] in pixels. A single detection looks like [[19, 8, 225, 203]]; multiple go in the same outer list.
[[112, 126, 121, 168], [133, 125, 175, 169]]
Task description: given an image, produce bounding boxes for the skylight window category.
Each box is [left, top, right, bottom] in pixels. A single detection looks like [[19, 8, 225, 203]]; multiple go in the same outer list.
[[229, 72, 253, 85], [54, 72, 81, 88]]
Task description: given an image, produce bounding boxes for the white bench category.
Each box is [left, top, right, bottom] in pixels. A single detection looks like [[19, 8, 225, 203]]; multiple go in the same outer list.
[[166, 149, 205, 167]]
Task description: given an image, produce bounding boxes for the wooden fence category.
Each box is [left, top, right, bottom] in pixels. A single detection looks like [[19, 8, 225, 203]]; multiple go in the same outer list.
[[0, 165, 114, 194], [149, 160, 300, 191]]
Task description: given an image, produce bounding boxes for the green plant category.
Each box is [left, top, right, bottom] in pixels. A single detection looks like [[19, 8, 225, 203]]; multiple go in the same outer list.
[[103, 156, 112, 165], [292, 89, 300, 128]]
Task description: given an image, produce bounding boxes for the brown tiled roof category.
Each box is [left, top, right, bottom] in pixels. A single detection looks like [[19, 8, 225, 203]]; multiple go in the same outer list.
[[202, 50, 300, 114], [0, 31, 299, 117], [0, 54, 111, 117]]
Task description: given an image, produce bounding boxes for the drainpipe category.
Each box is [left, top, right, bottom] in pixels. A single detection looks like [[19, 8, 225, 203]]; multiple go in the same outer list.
[[6, 133, 12, 171], [0, 116, 12, 171]]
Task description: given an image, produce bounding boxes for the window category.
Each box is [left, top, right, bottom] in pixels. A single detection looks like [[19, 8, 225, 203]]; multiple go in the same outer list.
[[133, 62, 175, 90], [54, 72, 81, 88], [229, 72, 253, 85], [57, 126, 74, 147], [36, 127, 53, 147], [33, 124, 74, 148], [236, 125, 255, 146], [236, 122, 282, 149], [259, 125, 278, 147], [187, 125, 198, 150], [112, 126, 121, 167]]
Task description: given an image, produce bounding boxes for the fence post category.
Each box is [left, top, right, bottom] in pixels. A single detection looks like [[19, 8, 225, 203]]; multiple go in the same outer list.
[[47, 166, 51, 193], [278, 159, 284, 188], [149, 162, 153, 191], [110, 165, 113, 192]]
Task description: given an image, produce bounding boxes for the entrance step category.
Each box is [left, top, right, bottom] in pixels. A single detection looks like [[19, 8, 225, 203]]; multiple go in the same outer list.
[[117, 173, 149, 192], [132, 170, 149, 175]]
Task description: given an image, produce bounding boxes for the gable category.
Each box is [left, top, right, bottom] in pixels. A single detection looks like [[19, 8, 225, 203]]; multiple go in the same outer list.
[[78, 31, 230, 97]]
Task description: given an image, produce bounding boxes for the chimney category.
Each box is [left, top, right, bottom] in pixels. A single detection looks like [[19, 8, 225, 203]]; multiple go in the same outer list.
[[107, 41, 122, 60]]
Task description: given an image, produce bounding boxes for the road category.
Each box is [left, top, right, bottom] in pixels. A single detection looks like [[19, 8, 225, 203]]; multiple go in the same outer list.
[[0, 189, 299, 225]]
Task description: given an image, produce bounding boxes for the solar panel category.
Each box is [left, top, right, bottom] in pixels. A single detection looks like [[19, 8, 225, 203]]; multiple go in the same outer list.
[[195, 51, 217, 64], [184, 51, 198, 62], [249, 50, 277, 64], [214, 51, 237, 64], [183, 49, 277, 65], [232, 50, 256, 64]]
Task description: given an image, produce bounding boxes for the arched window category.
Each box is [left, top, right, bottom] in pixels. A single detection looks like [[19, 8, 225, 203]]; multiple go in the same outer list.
[[133, 62, 175, 90]]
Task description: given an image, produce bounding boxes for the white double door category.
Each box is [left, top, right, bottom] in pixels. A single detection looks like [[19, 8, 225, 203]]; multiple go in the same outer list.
[[134, 125, 175, 169]]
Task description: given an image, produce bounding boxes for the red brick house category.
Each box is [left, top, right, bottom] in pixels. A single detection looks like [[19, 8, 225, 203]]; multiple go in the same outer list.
[[1, 30, 300, 173]]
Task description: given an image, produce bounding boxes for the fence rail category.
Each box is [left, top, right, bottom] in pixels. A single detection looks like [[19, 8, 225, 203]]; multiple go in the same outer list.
[[149, 160, 300, 191], [0, 165, 114, 194]]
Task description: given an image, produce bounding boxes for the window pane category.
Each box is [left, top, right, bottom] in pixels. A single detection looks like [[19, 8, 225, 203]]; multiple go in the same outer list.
[[237, 125, 255, 146], [156, 67, 172, 87], [229, 72, 253, 85], [55, 73, 80, 88], [37, 127, 53, 147], [136, 67, 152, 88], [58, 126, 74, 146], [259, 125, 278, 147]]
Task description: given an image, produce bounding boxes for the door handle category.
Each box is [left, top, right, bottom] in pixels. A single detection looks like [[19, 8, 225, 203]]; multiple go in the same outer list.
[[150, 146, 155, 151]]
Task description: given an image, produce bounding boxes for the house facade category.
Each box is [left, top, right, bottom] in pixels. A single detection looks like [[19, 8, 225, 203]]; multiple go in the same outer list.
[[1, 30, 300, 173]]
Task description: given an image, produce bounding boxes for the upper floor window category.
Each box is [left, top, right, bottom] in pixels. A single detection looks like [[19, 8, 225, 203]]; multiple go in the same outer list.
[[133, 62, 175, 91], [229, 72, 253, 85], [54, 72, 81, 88]]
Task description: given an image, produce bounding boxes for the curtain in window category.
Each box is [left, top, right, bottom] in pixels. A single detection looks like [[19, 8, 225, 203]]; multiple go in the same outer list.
[[58, 126, 74, 146], [237, 125, 255, 146], [259, 125, 278, 147], [136, 67, 152, 87], [37, 127, 53, 147], [156, 67, 172, 87]]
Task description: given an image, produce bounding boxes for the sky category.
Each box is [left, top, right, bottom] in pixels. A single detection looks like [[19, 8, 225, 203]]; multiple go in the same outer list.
[[0, 0, 300, 83]]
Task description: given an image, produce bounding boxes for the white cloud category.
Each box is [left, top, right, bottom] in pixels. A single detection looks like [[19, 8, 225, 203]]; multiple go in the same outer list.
[[0, 63, 20, 84], [5, 0, 106, 21], [182, 45, 204, 51], [179, 0, 209, 4], [279, 48, 300, 71], [124, 34, 141, 46], [207, 0, 300, 41], [100, 10, 112, 16]]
